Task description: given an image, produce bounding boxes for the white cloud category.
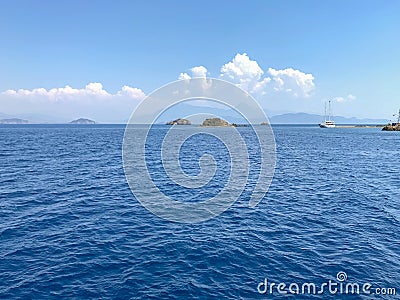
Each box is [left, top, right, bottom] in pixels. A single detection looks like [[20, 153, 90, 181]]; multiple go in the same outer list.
[[219, 53, 271, 94], [1, 83, 146, 122], [117, 85, 146, 99], [190, 66, 207, 78], [3, 83, 110, 99], [267, 67, 315, 97], [177, 53, 316, 98], [178, 72, 191, 80], [334, 94, 356, 103], [218, 53, 315, 98], [3, 82, 145, 100], [178, 65, 208, 80]]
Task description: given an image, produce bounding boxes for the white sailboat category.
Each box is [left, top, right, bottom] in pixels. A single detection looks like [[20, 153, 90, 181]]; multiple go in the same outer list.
[[319, 100, 336, 128]]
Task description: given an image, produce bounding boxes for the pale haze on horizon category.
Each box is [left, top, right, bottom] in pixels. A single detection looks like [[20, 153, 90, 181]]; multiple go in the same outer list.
[[0, 1, 399, 123]]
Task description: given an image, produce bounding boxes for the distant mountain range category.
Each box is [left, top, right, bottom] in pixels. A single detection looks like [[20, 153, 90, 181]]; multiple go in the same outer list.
[[269, 113, 388, 124], [0, 112, 69, 123]]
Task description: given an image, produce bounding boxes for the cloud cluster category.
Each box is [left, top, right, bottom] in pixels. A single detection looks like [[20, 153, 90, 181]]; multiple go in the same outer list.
[[3, 82, 145, 100], [267, 67, 315, 97], [1, 83, 146, 123], [179, 65, 208, 80], [220, 53, 271, 94], [117, 85, 146, 99], [180, 53, 315, 98]]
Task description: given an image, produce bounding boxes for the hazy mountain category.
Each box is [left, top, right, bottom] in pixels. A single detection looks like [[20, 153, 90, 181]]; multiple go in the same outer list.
[[0, 118, 29, 124], [0, 112, 68, 123], [269, 113, 388, 124]]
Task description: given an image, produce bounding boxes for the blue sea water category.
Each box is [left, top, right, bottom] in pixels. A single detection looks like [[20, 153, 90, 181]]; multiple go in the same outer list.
[[0, 124, 399, 299]]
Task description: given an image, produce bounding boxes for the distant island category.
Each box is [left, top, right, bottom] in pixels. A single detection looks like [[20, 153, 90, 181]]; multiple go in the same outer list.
[[0, 118, 29, 124], [166, 118, 191, 125], [201, 117, 230, 127], [232, 123, 249, 127], [70, 118, 96, 124]]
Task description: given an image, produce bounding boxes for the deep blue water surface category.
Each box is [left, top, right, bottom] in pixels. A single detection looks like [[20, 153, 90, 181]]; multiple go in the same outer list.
[[0, 125, 399, 299]]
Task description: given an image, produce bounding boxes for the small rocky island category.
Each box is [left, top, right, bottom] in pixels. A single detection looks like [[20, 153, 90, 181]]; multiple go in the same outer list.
[[70, 118, 96, 124], [166, 118, 191, 125], [231, 123, 249, 127], [382, 123, 400, 131], [201, 117, 230, 127], [0, 118, 29, 124]]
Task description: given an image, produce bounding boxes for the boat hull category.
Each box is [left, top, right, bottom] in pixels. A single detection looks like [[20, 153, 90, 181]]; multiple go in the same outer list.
[[319, 123, 336, 128]]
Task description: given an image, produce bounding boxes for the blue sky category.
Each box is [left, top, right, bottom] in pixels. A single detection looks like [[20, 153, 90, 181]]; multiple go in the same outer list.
[[0, 0, 399, 122]]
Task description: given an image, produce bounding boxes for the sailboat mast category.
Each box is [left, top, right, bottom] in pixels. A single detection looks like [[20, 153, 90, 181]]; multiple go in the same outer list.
[[398, 109, 400, 124], [328, 100, 332, 121]]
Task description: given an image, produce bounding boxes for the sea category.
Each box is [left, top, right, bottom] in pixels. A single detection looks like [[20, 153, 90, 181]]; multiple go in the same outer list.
[[0, 124, 399, 299]]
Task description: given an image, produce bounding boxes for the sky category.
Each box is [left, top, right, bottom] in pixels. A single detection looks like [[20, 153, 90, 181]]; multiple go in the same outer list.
[[0, 0, 399, 122]]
